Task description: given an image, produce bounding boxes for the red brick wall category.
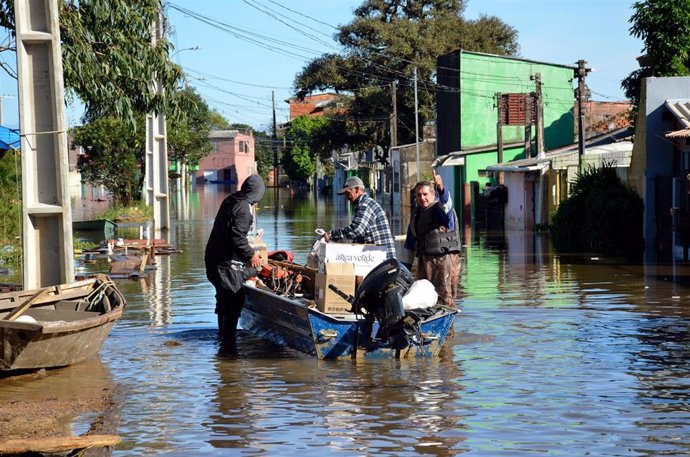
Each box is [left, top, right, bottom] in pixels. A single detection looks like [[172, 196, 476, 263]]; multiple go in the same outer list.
[[575, 100, 632, 136], [287, 93, 338, 120]]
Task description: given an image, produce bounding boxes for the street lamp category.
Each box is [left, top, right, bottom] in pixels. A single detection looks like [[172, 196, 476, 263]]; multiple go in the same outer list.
[[171, 46, 200, 59]]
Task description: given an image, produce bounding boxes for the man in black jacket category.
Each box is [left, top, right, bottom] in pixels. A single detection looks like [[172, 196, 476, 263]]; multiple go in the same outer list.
[[205, 174, 265, 341]]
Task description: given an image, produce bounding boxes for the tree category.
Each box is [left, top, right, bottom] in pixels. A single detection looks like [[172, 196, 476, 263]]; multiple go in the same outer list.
[[167, 87, 213, 170], [0, 0, 184, 125], [72, 117, 146, 205], [253, 130, 275, 181], [209, 110, 230, 130], [622, 0, 690, 109], [283, 116, 330, 182], [294, 0, 518, 149], [0, 150, 20, 247]]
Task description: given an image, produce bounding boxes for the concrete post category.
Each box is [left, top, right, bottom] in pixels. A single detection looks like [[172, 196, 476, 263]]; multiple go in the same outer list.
[[14, 0, 74, 287]]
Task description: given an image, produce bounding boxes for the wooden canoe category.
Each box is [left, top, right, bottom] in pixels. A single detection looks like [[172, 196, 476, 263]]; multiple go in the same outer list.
[[0, 274, 126, 372]]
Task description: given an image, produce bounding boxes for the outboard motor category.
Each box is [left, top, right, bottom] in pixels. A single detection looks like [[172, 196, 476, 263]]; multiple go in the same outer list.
[[354, 258, 413, 348]]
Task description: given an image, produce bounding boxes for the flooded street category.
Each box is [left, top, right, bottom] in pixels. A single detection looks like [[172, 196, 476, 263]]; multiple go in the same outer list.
[[4, 186, 690, 456]]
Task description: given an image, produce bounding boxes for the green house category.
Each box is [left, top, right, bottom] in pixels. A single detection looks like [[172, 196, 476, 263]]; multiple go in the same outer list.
[[436, 50, 578, 228]]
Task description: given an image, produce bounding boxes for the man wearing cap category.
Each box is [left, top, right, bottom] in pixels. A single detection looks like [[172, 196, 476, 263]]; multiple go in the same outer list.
[[324, 176, 396, 259]]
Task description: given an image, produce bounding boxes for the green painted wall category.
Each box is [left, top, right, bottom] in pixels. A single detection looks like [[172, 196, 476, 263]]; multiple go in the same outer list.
[[460, 52, 575, 152], [463, 146, 524, 186], [437, 50, 578, 228]]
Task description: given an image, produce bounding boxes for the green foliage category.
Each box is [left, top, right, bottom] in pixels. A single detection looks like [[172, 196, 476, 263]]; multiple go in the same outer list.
[[253, 131, 275, 181], [167, 87, 213, 168], [283, 116, 331, 182], [209, 111, 231, 130], [0, 150, 21, 246], [96, 202, 152, 222], [73, 236, 98, 252], [623, 0, 690, 109], [294, 0, 519, 149], [0, 0, 184, 125], [551, 163, 644, 258], [0, 243, 20, 267], [72, 117, 146, 205]]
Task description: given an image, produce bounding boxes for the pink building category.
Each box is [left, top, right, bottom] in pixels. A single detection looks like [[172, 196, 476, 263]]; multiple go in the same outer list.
[[197, 130, 256, 187]]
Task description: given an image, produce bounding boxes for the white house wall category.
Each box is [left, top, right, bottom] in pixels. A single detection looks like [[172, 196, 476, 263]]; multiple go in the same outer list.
[[504, 173, 529, 231], [640, 77, 690, 260]]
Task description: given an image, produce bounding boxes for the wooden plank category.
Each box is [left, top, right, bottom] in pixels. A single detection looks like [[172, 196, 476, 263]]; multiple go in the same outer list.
[[0, 434, 121, 454], [3, 287, 50, 321]]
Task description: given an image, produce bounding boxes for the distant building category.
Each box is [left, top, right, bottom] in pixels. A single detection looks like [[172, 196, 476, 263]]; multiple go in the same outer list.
[[281, 93, 348, 190], [286, 93, 341, 120], [582, 100, 632, 138], [631, 76, 690, 262], [435, 49, 579, 229], [197, 129, 256, 188]]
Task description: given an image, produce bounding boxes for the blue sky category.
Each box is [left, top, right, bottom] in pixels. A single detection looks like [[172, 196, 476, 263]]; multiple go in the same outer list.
[[0, 0, 641, 132]]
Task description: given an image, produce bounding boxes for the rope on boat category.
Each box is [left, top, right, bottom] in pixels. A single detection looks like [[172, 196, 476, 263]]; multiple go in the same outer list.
[[256, 264, 311, 298], [84, 278, 117, 312]]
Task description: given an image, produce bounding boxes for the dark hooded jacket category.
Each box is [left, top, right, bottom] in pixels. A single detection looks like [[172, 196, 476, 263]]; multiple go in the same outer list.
[[205, 175, 266, 266]]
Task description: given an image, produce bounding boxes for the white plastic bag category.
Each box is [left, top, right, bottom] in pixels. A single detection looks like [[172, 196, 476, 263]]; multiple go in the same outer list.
[[402, 279, 438, 310], [306, 228, 325, 269]]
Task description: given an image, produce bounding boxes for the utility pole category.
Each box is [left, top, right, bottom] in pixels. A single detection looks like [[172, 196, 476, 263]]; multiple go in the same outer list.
[[414, 66, 420, 182], [390, 81, 397, 149], [534, 73, 544, 157], [533, 72, 546, 227], [524, 94, 532, 158], [496, 93, 504, 165], [576, 59, 588, 172], [272, 90, 278, 188], [389, 81, 398, 208]]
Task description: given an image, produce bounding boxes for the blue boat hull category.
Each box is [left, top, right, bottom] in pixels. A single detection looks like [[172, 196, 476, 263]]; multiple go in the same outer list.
[[240, 284, 457, 360]]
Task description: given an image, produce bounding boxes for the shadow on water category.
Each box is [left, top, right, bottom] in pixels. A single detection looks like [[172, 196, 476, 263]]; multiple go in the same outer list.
[[163, 328, 311, 360]]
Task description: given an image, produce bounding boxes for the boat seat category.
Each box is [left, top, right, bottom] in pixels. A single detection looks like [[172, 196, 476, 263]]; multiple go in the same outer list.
[[25, 309, 101, 322], [54, 299, 91, 312]]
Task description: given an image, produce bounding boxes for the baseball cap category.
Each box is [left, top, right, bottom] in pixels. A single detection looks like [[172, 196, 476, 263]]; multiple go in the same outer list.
[[337, 176, 365, 194]]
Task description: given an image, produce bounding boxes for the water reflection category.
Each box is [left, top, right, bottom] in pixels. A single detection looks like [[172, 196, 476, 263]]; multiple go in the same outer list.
[[207, 353, 465, 456], [0, 358, 124, 439], [8, 186, 690, 455], [140, 255, 173, 327]]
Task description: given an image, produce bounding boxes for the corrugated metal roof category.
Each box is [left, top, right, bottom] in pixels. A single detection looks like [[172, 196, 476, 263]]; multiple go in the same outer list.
[[208, 129, 240, 139], [664, 100, 690, 138], [486, 128, 633, 173], [0, 126, 19, 150]]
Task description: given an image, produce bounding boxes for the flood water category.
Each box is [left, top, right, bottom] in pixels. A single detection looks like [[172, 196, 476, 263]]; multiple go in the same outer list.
[[5, 186, 690, 456]]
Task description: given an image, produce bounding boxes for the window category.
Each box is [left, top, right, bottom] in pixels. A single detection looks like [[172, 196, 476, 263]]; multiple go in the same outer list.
[[500, 93, 536, 126]]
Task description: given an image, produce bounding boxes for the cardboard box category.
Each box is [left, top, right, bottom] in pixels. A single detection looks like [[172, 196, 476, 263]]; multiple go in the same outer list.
[[316, 240, 388, 277], [315, 262, 355, 314], [250, 242, 268, 265]]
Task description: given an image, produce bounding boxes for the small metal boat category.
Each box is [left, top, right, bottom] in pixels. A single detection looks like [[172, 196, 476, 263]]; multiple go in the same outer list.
[[0, 274, 126, 372], [73, 219, 118, 241], [240, 258, 457, 359]]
